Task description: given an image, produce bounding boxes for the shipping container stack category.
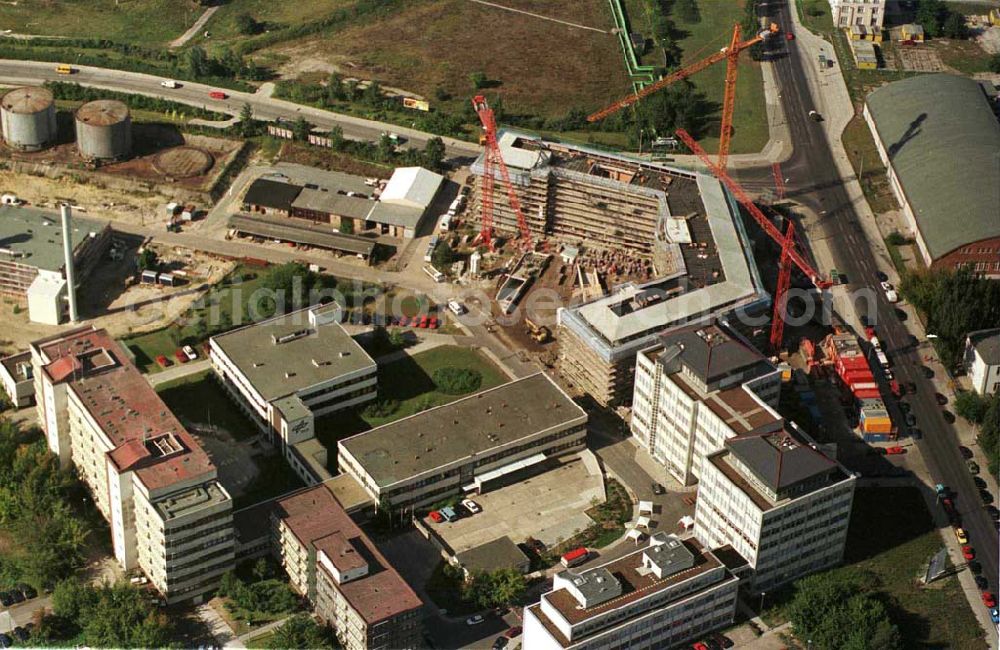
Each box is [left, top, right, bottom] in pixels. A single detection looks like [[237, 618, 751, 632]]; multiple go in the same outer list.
[[823, 332, 894, 440]]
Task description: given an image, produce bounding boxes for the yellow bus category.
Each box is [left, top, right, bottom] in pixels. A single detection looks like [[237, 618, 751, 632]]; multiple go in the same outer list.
[[55, 64, 75, 75]]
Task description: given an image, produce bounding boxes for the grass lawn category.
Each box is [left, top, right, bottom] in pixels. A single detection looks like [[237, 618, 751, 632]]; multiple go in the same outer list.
[[244, 631, 276, 649], [315, 345, 506, 458], [156, 370, 259, 441], [0, 0, 194, 43], [934, 38, 995, 75], [671, 1, 769, 154], [764, 488, 987, 648], [796, 0, 836, 35], [199, 0, 356, 43], [841, 115, 900, 214], [259, 0, 628, 120]]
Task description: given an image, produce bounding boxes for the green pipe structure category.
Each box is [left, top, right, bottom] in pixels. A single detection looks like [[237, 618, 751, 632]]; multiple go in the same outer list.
[[607, 0, 658, 93]]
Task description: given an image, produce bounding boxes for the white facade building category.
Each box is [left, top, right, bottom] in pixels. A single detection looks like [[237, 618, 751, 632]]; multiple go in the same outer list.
[[210, 304, 377, 483], [695, 429, 856, 593], [522, 533, 739, 649], [966, 329, 1000, 396], [631, 322, 782, 487], [31, 327, 234, 604], [828, 0, 884, 30]]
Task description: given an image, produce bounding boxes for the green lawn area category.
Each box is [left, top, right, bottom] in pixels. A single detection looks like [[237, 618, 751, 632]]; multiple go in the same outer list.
[[796, 0, 836, 35], [934, 38, 995, 75], [156, 370, 259, 441], [196, 0, 358, 44], [841, 115, 900, 214], [0, 0, 193, 43], [244, 631, 275, 649], [315, 345, 507, 459], [672, 1, 769, 154], [764, 487, 987, 648]]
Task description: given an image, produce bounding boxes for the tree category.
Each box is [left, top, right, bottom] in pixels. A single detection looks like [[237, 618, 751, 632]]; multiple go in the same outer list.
[[235, 13, 262, 35], [267, 614, 333, 649], [788, 570, 901, 650], [377, 133, 396, 162], [915, 0, 946, 37], [433, 367, 483, 394], [464, 569, 527, 609], [363, 80, 384, 107], [469, 71, 487, 90], [431, 240, 455, 269], [990, 53, 1000, 74], [423, 137, 447, 171], [327, 125, 346, 150], [955, 391, 989, 424], [238, 103, 257, 136], [291, 116, 312, 142], [326, 73, 346, 102], [186, 46, 210, 77], [675, 0, 701, 23], [980, 393, 1000, 476], [941, 11, 968, 39]]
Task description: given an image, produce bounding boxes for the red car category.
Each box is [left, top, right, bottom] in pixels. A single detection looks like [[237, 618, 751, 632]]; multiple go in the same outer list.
[[962, 546, 975, 561], [155, 354, 170, 368], [885, 446, 906, 455], [693, 643, 710, 650], [504, 627, 522, 638], [982, 592, 996, 608], [786, 32, 795, 41], [174, 348, 188, 363], [208, 90, 228, 100], [417, 317, 429, 329], [429, 317, 440, 329], [398, 316, 410, 327], [428, 511, 444, 523]]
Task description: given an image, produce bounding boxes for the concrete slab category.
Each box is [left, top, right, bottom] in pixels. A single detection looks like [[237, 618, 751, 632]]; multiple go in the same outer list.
[[432, 453, 604, 553]]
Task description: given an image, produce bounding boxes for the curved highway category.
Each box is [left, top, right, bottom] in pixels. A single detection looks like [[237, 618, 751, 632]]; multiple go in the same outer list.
[[0, 59, 480, 162]]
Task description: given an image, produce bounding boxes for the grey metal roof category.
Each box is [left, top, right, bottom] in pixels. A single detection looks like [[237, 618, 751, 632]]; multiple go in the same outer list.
[[228, 214, 375, 257], [455, 536, 530, 574], [726, 432, 836, 494], [0, 206, 109, 273], [339, 373, 587, 488], [968, 328, 1000, 364], [211, 305, 376, 402], [291, 188, 375, 221], [366, 201, 426, 229], [657, 322, 769, 385], [866, 74, 1000, 260]]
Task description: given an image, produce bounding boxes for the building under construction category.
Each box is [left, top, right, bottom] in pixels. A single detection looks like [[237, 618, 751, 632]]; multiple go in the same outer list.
[[472, 134, 769, 406]]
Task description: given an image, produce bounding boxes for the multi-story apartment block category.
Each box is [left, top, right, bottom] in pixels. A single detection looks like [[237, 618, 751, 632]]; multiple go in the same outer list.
[[271, 485, 423, 650], [339, 373, 588, 509], [829, 0, 884, 31], [210, 303, 377, 482], [523, 533, 739, 649], [631, 322, 782, 486], [695, 429, 856, 592], [31, 327, 234, 603]]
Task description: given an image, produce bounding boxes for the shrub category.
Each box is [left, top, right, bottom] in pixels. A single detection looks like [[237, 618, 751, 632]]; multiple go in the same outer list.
[[433, 367, 483, 395], [363, 399, 400, 418]]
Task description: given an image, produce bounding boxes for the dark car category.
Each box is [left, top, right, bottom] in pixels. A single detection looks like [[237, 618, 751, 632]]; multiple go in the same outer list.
[[15, 584, 36, 600], [899, 401, 911, 413], [959, 446, 974, 459], [981, 490, 995, 505], [0, 633, 12, 648], [11, 627, 27, 642], [905, 381, 917, 394], [985, 506, 999, 521], [921, 366, 934, 379], [934, 392, 948, 405], [910, 427, 922, 440], [0, 591, 12, 607], [894, 308, 908, 321], [652, 482, 666, 495], [974, 476, 988, 490], [8, 590, 24, 604], [492, 636, 509, 650], [976, 575, 990, 590], [942, 411, 955, 424], [875, 271, 889, 282], [905, 413, 917, 427]]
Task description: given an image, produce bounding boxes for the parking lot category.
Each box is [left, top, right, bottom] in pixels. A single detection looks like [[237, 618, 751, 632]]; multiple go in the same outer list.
[[429, 452, 605, 554]]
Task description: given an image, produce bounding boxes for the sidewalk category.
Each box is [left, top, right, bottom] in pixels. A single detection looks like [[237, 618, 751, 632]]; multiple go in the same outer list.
[[196, 603, 246, 649]]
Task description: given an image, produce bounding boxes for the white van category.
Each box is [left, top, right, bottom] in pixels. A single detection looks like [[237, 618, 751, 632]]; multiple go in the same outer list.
[[423, 266, 445, 283], [439, 215, 452, 232], [160, 80, 179, 89], [447, 300, 467, 315]]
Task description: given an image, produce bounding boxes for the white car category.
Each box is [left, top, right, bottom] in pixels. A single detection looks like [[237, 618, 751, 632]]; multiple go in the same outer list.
[[881, 282, 899, 303], [465, 615, 484, 626], [448, 300, 467, 316], [182, 345, 198, 361], [461, 498, 481, 514], [160, 80, 179, 89]]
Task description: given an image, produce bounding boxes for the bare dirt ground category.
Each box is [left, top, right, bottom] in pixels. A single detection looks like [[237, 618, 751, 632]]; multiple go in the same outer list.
[[977, 25, 1000, 54], [0, 169, 164, 225], [896, 46, 947, 72]]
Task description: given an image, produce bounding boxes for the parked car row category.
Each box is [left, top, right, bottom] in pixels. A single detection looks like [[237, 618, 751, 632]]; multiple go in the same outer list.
[[0, 584, 37, 607], [428, 499, 481, 524], [938, 484, 997, 618], [0, 622, 33, 647]]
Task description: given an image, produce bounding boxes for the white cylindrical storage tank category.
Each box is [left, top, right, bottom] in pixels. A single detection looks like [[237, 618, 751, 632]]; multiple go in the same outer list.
[[75, 99, 132, 161], [1, 86, 57, 151]]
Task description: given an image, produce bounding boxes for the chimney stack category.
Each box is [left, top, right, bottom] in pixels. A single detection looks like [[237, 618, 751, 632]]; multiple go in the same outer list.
[[60, 204, 79, 323]]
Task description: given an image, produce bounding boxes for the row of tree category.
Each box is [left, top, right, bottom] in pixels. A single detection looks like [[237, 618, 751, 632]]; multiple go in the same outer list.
[[914, 0, 970, 39], [788, 569, 903, 649], [45, 81, 223, 120], [899, 267, 1000, 370], [955, 391, 1000, 476]]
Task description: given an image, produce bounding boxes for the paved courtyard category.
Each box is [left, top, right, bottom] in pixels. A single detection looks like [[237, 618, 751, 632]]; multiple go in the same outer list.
[[431, 452, 605, 553]]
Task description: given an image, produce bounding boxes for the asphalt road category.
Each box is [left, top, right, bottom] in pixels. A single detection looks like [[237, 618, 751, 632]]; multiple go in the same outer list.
[[736, 0, 999, 594], [0, 59, 481, 163]]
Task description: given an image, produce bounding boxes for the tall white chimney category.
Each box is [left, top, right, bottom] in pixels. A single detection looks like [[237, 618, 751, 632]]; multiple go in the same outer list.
[[60, 204, 79, 323]]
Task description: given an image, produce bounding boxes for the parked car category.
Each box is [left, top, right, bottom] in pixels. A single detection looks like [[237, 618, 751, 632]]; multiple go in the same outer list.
[[898, 401, 911, 413], [0, 633, 12, 648], [934, 392, 948, 405], [962, 545, 975, 561], [156, 354, 170, 368], [11, 627, 27, 642], [505, 626, 523, 638], [884, 446, 906, 455], [428, 511, 444, 523], [492, 637, 509, 650], [466, 614, 485, 626], [985, 506, 999, 521], [785, 32, 794, 40], [0, 591, 12, 607], [975, 575, 990, 590], [905, 413, 916, 427], [982, 592, 996, 608], [9, 591, 23, 604], [461, 499, 481, 514], [991, 608, 999, 625], [968, 460, 980, 475], [955, 527, 968, 544], [439, 506, 458, 522], [959, 446, 974, 459], [905, 381, 917, 394], [652, 482, 666, 495], [174, 348, 189, 363], [16, 584, 36, 600], [808, 110, 823, 122]]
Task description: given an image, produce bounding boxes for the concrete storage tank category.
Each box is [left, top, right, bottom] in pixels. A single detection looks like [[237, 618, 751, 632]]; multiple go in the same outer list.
[[1, 86, 57, 151], [75, 99, 132, 160]]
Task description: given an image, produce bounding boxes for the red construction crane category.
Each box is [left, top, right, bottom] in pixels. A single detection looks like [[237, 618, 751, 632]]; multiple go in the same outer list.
[[587, 23, 777, 169], [674, 128, 831, 351], [471, 95, 533, 251], [770, 220, 796, 352], [771, 161, 786, 201]]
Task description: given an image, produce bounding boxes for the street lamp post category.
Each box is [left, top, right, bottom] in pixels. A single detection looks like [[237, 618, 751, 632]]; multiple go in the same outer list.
[[760, 591, 766, 612]]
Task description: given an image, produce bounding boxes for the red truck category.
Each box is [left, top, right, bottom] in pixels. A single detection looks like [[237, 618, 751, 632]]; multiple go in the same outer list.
[[208, 90, 228, 100]]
